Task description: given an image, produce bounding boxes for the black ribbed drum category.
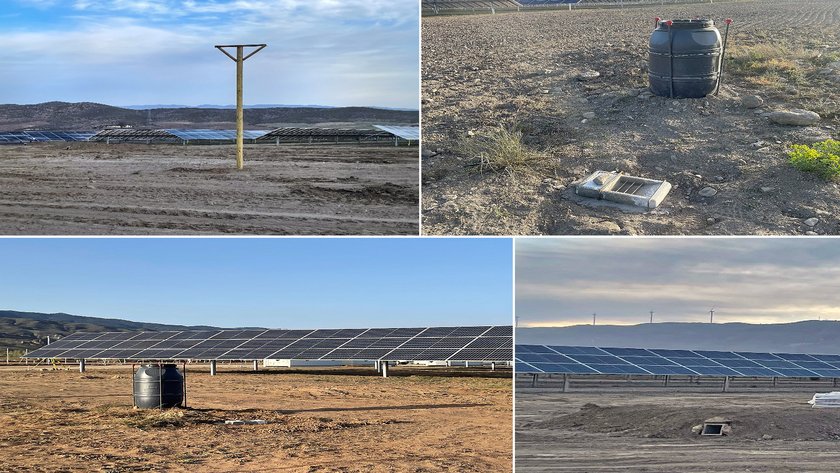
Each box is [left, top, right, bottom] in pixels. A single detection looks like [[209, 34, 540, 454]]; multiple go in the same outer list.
[[649, 19, 722, 98], [133, 364, 184, 409]]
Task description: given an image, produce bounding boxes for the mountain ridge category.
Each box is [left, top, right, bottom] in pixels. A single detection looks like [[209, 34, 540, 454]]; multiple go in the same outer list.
[[518, 321, 840, 354], [0, 101, 419, 131]]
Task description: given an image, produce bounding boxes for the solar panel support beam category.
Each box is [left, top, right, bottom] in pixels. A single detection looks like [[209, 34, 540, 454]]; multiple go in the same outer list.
[[381, 361, 389, 378], [210, 360, 217, 376], [563, 374, 569, 393], [215, 43, 267, 170], [79, 359, 86, 373], [253, 360, 259, 372], [722, 376, 730, 392]]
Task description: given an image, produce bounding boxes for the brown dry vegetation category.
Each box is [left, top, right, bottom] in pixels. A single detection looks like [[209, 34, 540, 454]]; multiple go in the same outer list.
[[0, 365, 511, 472], [0, 143, 418, 235], [422, 0, 840, 235]]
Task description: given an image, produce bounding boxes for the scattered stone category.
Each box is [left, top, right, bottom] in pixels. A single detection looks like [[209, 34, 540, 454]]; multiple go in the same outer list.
[[638, 90, 654, 100], [421, 149, 436, 158], [741, 95, 764, 108], [706, 217, 716, 224], [698, 187, 718, 197], [751, 140, 767, 148], [768, 109, 821, 126], [760, 187, 773, 193], [806, 231, 819, 236], [761, 434, 773, 441], [577, 70, 600, 81], [582, 111, 596, 119], [804, 217, 819, 227]]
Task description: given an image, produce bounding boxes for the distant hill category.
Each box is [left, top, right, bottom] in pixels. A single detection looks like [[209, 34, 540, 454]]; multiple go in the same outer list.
[[518, 321, 840, 354], [0, 102, 419, 131], [0, 310, 254, 353]]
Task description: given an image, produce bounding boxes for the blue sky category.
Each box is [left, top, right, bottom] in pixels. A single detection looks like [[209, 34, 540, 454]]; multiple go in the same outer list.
[[517, 238, 840, 326], [0, 238, 512, 328], [0, 0, 419, 108]]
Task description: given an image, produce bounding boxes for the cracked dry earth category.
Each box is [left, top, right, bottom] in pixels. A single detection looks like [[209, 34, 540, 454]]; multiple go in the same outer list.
[[0, 365, 511, 472], [0, 143, 418, 235], [422, 0, 840, 235]]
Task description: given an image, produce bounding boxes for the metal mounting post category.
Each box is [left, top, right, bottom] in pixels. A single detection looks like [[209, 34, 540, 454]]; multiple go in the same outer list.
[[210, 360, 217, 376], [381, 361, 389, 378], [215, 43, 267, 170], [79, 359, 86, 373]]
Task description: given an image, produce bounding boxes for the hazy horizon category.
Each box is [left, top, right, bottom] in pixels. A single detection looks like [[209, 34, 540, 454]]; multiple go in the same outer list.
[[516, 238, 840, 327]]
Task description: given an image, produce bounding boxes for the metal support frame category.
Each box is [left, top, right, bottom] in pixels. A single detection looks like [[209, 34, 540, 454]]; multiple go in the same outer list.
[[381, 361, 390, 378], [563, 374, 570, 393], [79, 359, 86, 373], [253, 360, 259, 372], [491, 362, 496, 371], [215, 43, 267, 170], [722, 376, 731, 392], [210, 359, 217, 376]]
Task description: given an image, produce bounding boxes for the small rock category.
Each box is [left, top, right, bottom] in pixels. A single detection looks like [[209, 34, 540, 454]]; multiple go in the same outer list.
[[768, 109, 821, 126], [761, 434, 773, 441], [741, 95, 764, 108], [582, 111, 596, 119], [706, 217, 716, 224], [806, 231, 819, 236], [421, 149, 435, 158], [804, 217, 819, 227], [751, 140, 766, 148], [760, 187, 773, 193], [698, 187, 718, 197], [577, 70, 600, 81]]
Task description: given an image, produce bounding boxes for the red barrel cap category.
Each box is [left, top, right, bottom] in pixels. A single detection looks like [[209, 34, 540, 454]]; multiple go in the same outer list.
[[725, 18, 733, 24], [665, 20, 673, 26]]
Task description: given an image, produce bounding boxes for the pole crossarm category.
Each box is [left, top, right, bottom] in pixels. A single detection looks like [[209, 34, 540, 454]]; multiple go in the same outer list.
[[215, 44, 267, 62]]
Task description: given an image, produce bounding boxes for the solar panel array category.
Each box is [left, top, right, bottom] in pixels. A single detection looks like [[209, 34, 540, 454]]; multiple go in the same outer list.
[[516, 345, 840, 378], [372, 125, 420, 141], [0, 131, 96, 144], [24, 326, 512, 362], [89, 129, 270, 141]]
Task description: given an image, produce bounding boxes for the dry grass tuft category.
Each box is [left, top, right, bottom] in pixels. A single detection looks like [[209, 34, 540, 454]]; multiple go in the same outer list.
[[458, 125, 547, 175]]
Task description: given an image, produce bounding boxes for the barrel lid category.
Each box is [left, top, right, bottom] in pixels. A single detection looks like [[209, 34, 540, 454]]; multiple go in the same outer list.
[[657, 18, 715, 30]]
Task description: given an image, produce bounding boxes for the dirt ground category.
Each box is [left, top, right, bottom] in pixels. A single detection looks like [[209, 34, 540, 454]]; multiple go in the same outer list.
[[516, 378, 840, 472], [0, 364, 511, 472], [0, 143, 418, 235], [422, 0, 840, 235]]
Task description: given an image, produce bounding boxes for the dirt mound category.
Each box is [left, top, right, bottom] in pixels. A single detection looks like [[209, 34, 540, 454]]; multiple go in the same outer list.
[[527, 402, 840, 441]]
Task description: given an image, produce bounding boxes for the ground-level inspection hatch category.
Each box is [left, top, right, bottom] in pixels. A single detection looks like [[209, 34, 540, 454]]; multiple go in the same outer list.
[[696, 418, 732, 436], [575, 171, 672, 209]]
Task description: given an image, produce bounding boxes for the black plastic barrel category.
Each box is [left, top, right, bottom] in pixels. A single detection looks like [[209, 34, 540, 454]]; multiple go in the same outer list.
[[649, 19, 722, 98], [133, 364, 184, 409]]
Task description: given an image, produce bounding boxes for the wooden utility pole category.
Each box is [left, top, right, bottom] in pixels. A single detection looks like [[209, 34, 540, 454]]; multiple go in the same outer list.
[[214, 44, 267, 169]]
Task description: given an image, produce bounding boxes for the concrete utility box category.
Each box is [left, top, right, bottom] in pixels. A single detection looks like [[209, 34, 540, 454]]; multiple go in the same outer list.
[[575, 171, 672, 209]]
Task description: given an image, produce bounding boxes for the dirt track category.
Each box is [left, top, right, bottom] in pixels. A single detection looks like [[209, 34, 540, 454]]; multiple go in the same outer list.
[[517, 385, 840, 472], [0, 143, 418, 235], [422, 0, 840, 235], [0, 365, 511, 472]]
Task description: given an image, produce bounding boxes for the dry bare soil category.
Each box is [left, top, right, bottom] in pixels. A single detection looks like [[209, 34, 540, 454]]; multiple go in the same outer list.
[[422, 0, 840, 235], [0, 143, 418, 235], [517, 384, 840, 472], [0, 365, 511, 472]]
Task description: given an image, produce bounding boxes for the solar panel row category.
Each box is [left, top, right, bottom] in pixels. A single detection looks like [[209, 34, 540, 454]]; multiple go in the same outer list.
[[0, 131, 96, 143], [516, 345, 840, 378], [25, 326, 512, 362]]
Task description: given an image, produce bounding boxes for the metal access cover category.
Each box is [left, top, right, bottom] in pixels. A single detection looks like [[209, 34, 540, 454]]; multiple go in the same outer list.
[[575, 171, 672, 209]]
